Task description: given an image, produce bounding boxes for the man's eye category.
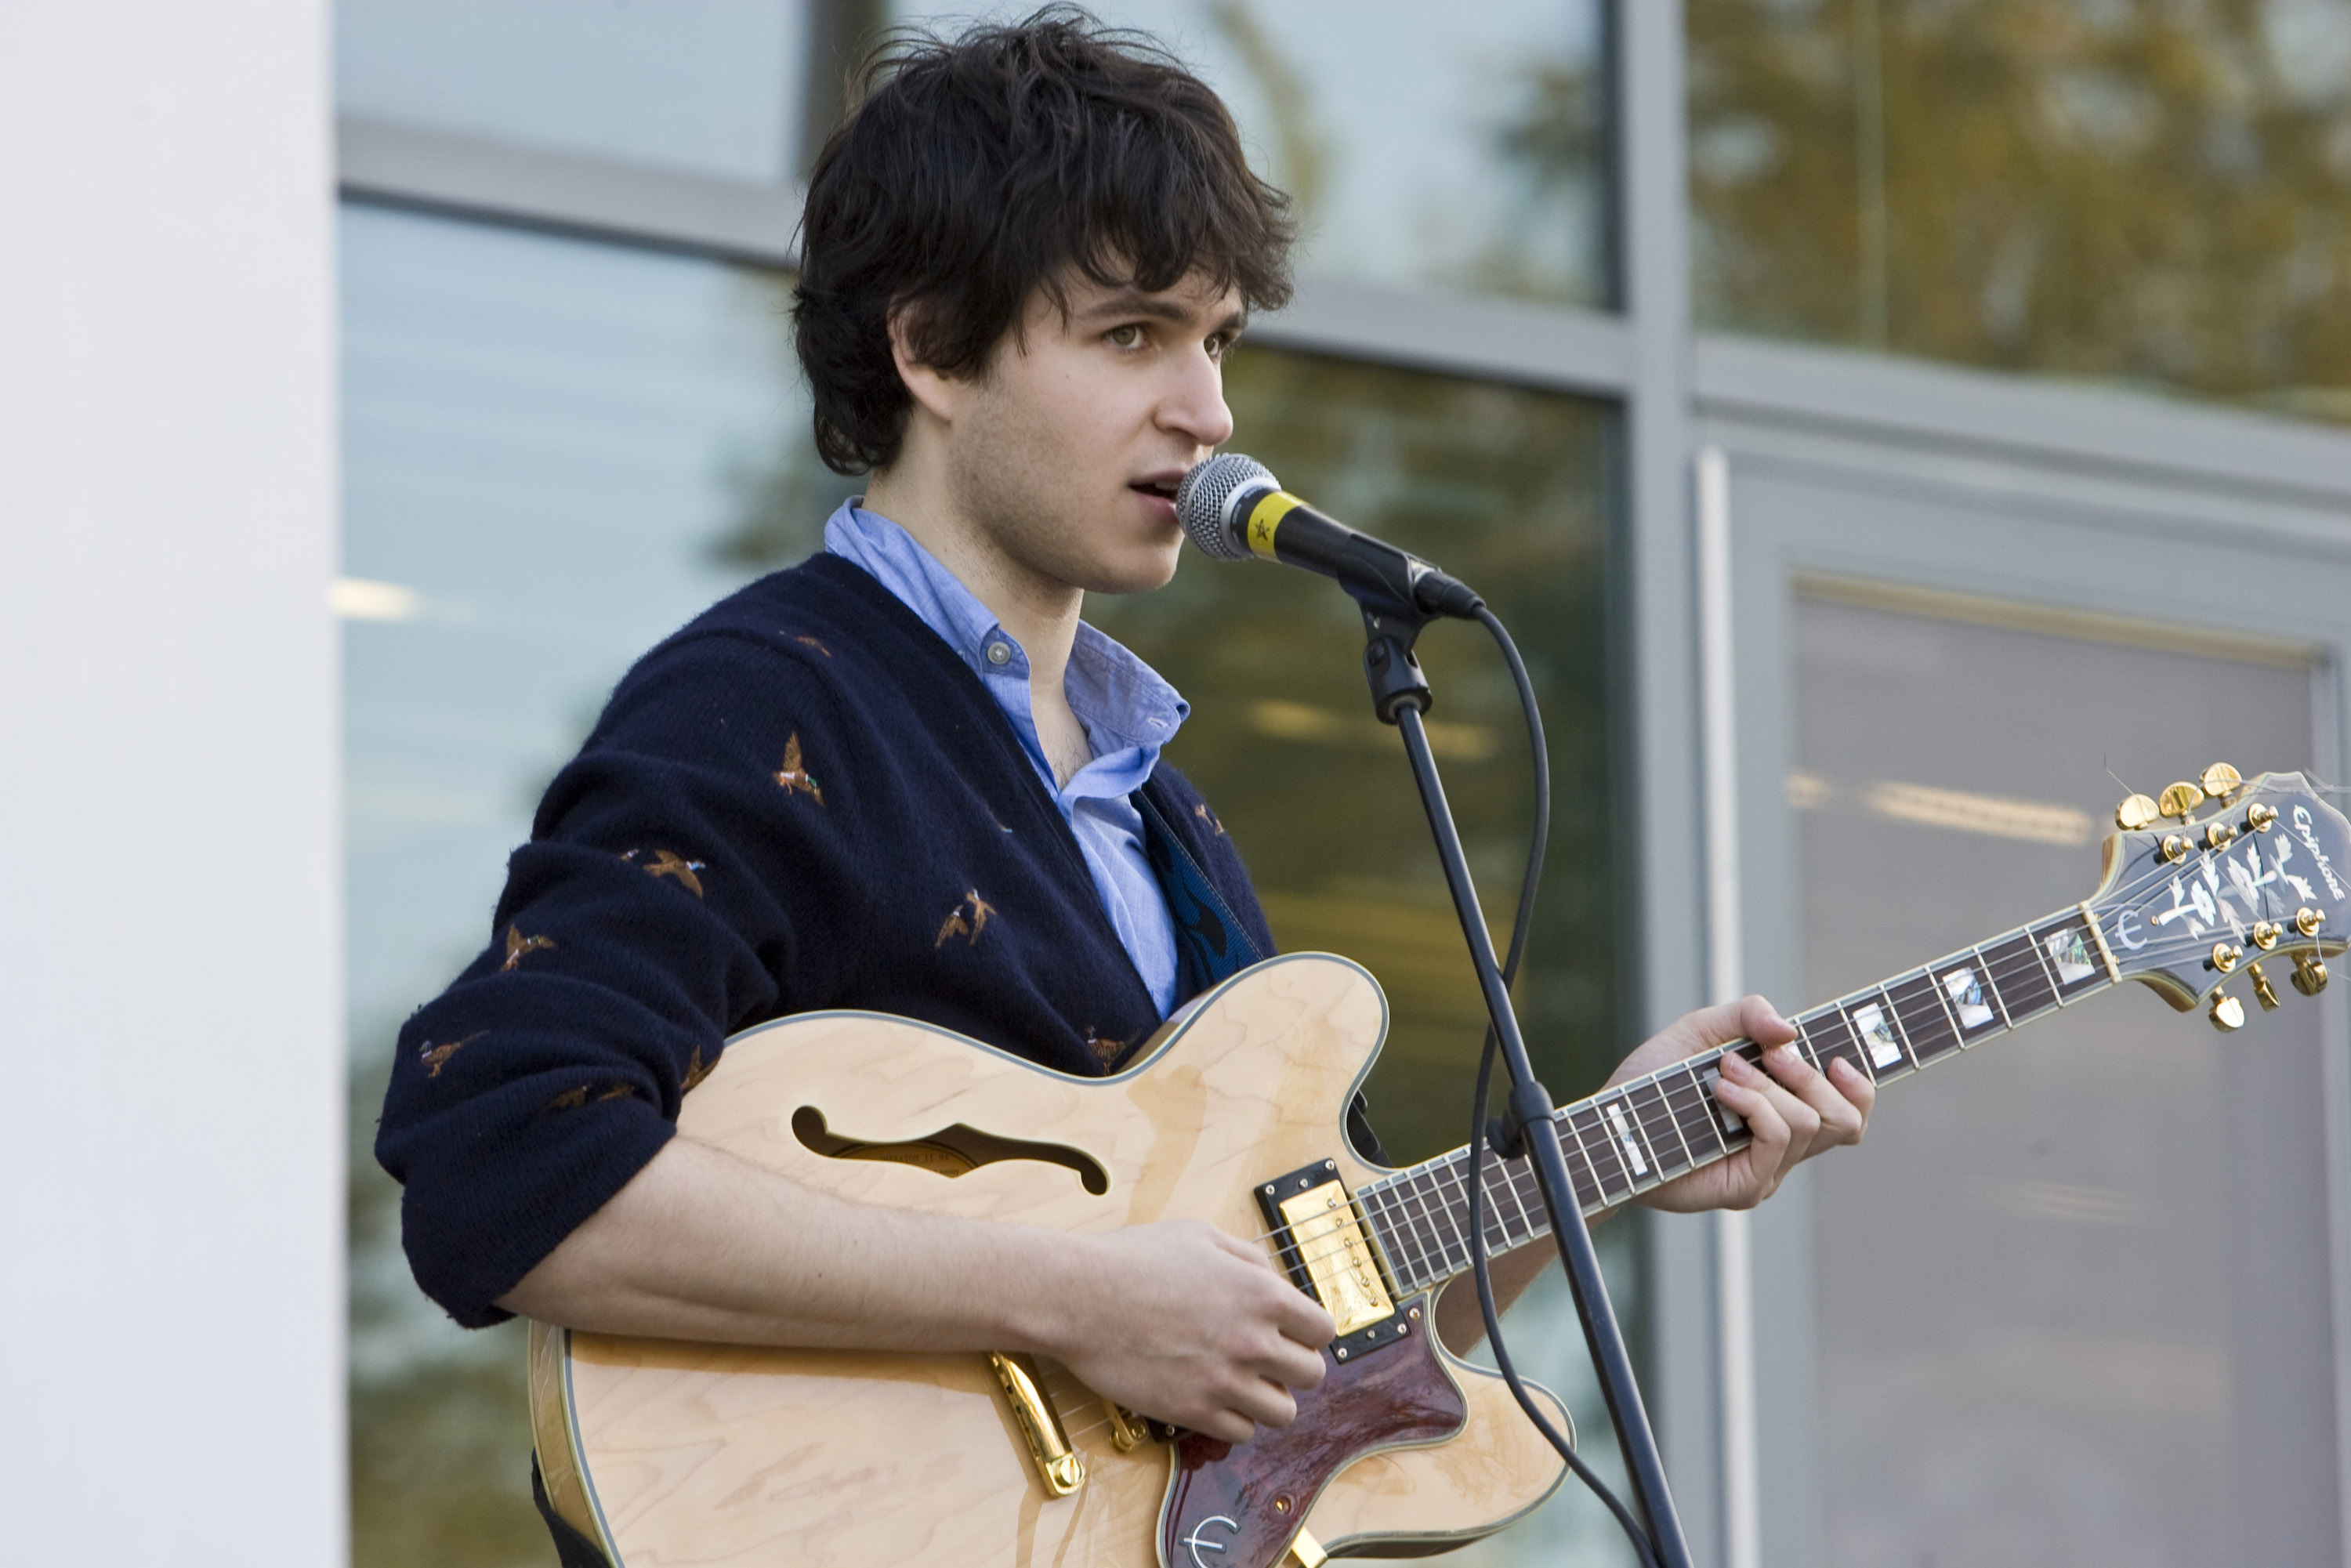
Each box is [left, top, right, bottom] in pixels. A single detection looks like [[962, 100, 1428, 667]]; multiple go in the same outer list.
[[1107, 324, 1145, 348]]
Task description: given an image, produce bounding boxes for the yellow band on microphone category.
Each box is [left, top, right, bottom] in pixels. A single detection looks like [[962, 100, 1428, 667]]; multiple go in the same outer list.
[[1244, 490, 1302, 559]]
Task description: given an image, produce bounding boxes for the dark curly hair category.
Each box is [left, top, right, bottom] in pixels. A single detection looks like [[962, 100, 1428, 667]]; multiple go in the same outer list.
[[792, 7, 1295, 475]]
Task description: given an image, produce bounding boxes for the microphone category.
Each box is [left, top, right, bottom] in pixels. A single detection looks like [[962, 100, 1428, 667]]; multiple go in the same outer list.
[[1174, 453, 1483, 620]]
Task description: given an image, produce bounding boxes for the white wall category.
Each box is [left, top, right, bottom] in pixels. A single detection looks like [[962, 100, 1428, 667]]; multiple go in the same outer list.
[[0, 2, 342, 1560]]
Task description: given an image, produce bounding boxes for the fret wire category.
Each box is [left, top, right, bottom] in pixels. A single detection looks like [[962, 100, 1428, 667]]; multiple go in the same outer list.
[[1873, 984, 1923, 1070], [1366, 1183, 1425, 1292], [1556, 1104, 1614, 1206], [1662, 1063, 1730, 1161], [1632, 1077, 1694, 1179], [1915, 962, 1966, 1046], [2027, 914, 2077, 1002], [1499, 1152, 1538, 1239], [1567, 1102, 1633, 1205], [1476, 1161, 1514, 1241], [1994, 929, 2066, 1019], [1404, 1167, 1450, 1289], [1984, 931, 2041, 1030], [1541, 1108, 1600, 1213], [1480, 1152, 1527, 1248], [1599, 1088, 1661, 1192], [1554, 1107, 1612, 1211], [1389, 1169, 1444, 1290], [1447, 1157, 1488, 1259], [1789, 1015, 1824, 1072], [1516, 1161, 1556, 1231], [1888, 967, 1962, 1064], [1421, 1164, 1469, 1276], [1974, 940, 2021, 1028]]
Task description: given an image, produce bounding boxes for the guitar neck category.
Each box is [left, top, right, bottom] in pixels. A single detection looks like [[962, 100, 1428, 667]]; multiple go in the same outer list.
[[1354, 902, 2121, 1298]]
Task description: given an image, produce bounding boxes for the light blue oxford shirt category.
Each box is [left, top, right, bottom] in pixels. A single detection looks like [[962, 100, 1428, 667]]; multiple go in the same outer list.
[[825, 500, 1187, 1016]]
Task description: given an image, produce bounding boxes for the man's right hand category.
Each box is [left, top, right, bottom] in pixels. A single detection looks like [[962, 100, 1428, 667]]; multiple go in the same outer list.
[[1045, 1219, 1334, 1444]]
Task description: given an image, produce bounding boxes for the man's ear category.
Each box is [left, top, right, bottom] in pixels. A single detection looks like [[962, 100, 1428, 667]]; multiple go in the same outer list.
[[886, 306, 965, 428]]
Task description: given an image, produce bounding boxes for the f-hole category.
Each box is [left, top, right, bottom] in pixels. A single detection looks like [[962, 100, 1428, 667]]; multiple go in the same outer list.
[[792, 1105, 1111, 1196]]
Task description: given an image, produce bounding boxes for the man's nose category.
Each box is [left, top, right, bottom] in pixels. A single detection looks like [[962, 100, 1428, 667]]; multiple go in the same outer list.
[[1161, 348, 1235, 451]]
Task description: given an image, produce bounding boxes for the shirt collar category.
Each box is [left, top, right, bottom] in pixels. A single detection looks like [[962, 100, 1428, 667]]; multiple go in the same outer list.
[[823, 498, 1188, 754]]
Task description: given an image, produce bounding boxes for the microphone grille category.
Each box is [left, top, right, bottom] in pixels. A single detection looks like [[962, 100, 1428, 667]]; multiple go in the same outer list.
[[1175, 453, 1278, 562]]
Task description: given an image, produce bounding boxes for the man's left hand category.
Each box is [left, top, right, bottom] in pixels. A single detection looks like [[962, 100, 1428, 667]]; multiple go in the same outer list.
[[1607, 995, 1875, 1213]]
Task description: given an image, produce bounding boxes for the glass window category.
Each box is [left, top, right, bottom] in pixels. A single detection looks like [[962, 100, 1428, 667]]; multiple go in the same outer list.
[[342, 205, 802, 1562], [336, 0, 809, 183], [1689, 0, 2351, 423], [889, 1, 1611, 306], [1792, 594, 2338, 1561]]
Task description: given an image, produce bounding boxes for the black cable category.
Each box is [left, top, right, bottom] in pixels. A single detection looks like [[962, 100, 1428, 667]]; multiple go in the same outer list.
[[1462, 604, 1661, 1568]]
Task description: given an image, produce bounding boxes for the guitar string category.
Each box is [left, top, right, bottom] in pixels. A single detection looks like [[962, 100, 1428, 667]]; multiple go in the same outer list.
[[1246, 898, 2248, 1284], [1165, 834, 2309, 1276], [1231, 928, 2091, 1269]]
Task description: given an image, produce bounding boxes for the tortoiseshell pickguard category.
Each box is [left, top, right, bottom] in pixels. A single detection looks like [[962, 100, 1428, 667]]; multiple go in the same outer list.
[[1160, 1298, 1463, 1568]]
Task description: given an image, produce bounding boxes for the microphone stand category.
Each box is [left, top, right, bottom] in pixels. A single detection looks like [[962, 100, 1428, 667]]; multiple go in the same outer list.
[[1354, 595, 1694, 1568]]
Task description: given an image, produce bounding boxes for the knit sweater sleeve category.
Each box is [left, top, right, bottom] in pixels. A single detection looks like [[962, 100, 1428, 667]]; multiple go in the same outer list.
[[375, 632, 869, 1327]]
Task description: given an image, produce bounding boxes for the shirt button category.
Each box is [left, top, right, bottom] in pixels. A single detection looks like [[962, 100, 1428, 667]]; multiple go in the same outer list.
[[985, 642, 1012, 666]]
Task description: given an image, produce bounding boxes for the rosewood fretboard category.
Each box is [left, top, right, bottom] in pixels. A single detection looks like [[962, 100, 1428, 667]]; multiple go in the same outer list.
[[1351, 905, 2117, 1297]]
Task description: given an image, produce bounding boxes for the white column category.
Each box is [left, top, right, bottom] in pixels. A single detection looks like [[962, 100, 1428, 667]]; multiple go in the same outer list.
[[0, 2, 342, 1561], [1697, 444, 1761, 1568]]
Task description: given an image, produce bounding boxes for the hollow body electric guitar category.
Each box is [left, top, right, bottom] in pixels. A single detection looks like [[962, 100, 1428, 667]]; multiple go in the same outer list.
[[530, 767, 2349, 1567]]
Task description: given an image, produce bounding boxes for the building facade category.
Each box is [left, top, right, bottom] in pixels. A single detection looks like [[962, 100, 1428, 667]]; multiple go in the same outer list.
[[11, 2, 2351, 1563]]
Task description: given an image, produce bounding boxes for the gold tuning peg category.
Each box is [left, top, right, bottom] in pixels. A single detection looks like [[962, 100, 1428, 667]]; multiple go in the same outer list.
[[2159, 781, 2206, 820], [2201, 762, 2244, 801], [2293, 954, 2330, 997], [2211, 991, 2248, 1032], [2248, 961, 2282, 1011], [2115, 794, 2160, 831]]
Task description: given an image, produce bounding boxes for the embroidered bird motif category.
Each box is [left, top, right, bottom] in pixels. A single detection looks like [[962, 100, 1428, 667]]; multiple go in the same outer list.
[[682, 1045, 717, 1092], [547, 1085, 589, 1112], [934, 889, 997, 948], [640, 849, 706, 898], [1194, 802, 1227, 837], [774, 733, 824, 805], [417, 1031, 486, 1079], [598, 1084, 637, 1102], [1082, 1028, 1132, 1066], [795, 634, 834, 657], [502, 925, 556, 971]]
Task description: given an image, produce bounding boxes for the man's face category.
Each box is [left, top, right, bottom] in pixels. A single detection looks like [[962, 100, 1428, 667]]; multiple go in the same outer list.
[[935, 271, 1243, 598]]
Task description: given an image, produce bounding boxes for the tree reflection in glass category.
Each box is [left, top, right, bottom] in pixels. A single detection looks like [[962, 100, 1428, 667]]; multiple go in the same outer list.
[[1690, 0, 2351, 422]]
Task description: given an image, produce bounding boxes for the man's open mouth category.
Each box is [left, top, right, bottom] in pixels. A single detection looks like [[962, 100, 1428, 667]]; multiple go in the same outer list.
[[1132, 478, 1180, 502]]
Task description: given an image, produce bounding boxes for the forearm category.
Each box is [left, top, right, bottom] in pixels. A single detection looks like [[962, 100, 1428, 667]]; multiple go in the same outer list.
[[492, 1133, 1336, 1442], [494, 1135, 1085, 1356]]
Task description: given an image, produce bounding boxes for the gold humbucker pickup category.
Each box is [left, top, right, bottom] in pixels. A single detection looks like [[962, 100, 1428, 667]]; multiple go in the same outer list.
[[1257, 1160, 1409, 1358]]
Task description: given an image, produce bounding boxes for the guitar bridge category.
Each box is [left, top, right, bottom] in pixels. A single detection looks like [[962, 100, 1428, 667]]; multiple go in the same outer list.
[[1258, 1160, 1409, 1360], [987, 1352, 1085, 1497]]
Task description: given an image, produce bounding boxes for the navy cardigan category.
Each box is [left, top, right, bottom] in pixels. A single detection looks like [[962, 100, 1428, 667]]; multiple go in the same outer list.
[[376, 553, 1277, 1327]]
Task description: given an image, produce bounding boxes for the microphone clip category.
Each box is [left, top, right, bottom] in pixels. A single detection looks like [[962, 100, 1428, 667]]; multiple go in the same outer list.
[[1360, 607, 1434, 726]]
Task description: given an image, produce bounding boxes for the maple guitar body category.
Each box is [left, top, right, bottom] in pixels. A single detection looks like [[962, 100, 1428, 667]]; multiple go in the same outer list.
[[530, 953, 1572, 1567]]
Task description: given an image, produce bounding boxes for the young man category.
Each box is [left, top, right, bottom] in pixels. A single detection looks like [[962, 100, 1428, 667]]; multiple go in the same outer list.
[[376, 9, 1873, 1555]]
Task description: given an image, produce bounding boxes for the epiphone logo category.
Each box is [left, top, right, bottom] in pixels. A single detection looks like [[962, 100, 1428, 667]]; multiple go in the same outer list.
[[2291, 806, 2346, 900], [1183, 1515, 1241, 1567]]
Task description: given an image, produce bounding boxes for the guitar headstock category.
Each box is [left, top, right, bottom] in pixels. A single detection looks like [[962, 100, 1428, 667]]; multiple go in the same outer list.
[[2091, 766, 2351, 1029]]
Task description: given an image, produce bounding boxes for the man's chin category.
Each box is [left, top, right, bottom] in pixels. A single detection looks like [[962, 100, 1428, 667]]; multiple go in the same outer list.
[[1075, 551, 1183, 598]]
